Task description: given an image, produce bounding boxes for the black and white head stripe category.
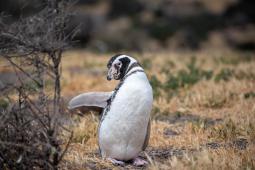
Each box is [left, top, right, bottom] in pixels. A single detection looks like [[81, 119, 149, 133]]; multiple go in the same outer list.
[[107, 54, 142, 80], [118, 57, 131, 79]]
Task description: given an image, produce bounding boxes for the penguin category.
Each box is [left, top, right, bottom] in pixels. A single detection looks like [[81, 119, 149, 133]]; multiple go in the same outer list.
[[68, 54, 153, 166]]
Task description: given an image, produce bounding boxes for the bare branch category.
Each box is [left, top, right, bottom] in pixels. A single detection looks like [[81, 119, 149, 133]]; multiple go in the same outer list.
[[0, 0, 77, 169]]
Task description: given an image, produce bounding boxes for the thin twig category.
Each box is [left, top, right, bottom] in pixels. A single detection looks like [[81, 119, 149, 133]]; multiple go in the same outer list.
[[58, 131, 73, 163]]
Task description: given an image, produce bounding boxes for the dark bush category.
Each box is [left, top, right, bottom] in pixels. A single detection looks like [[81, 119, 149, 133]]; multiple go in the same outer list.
[[0, 0, 75, 169]]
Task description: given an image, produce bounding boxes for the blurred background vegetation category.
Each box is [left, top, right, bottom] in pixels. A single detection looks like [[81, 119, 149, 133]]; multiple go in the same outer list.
[[0, 0, 254, 52]]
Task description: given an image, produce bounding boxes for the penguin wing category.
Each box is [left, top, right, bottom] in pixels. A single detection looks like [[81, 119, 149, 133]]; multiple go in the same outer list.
[[68, 91, 113, 114], [142, 118, 151, 151]]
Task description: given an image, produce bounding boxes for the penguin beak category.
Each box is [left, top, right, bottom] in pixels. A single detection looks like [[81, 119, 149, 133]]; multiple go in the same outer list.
[[107, 68, 112, 81], [107, 75, 112, 81]]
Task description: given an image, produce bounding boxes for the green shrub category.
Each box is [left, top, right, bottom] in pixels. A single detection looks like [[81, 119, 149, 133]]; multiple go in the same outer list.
[[215, 68, 234, 82], [164, 75, 179, 90], [140, 58, 152, 70], [164, 57, 213, 91], [149, 75, 162, 99]]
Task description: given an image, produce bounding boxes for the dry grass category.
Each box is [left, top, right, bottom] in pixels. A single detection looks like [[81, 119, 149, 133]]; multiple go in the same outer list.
[[57, 49, 255, 169]]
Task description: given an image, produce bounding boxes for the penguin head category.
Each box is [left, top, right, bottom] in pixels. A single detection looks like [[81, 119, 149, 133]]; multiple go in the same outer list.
[[106, 54, 137, 81]]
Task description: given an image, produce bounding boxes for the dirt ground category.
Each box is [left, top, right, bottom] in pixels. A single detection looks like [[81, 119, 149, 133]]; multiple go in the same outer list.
[[57, 49, 255, 170]]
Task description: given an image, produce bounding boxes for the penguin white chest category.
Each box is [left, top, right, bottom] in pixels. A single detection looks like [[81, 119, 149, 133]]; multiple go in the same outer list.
[[99, 73, 153, 161]]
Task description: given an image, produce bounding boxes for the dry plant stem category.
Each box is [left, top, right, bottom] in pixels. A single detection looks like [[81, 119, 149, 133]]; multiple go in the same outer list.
[[0, 0, 77, 169]]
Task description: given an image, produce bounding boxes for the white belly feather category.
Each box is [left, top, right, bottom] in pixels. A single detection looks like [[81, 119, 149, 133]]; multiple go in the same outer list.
[[99, 72, 153, 161]]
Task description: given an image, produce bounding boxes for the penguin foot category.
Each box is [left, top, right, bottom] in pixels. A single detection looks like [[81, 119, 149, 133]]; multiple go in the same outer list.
[[107, 158, 125, 166], [132, 157, 148, 166]]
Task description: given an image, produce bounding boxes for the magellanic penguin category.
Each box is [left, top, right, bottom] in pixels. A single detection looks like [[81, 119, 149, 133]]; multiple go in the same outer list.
[[68, 54, 153, 166]]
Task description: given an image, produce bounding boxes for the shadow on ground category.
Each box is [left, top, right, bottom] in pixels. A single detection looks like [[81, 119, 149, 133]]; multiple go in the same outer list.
[[154, 112, 223, 127]]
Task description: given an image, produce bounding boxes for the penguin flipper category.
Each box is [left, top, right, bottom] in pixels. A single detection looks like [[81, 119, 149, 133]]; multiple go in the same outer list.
[[68, 91, 113, 114], [142, 118, 151, 151]]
